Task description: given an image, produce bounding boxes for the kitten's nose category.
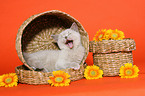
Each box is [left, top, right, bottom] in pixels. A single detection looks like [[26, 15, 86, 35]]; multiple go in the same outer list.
[[65, 36, 67, 39]]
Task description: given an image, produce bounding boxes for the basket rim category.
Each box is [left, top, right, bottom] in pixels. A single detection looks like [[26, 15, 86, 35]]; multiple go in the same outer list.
[[89, 38, 136, 53], [90, 38, 135, 43], [15, 64, 86, 84], [15, 10, 89, 71]]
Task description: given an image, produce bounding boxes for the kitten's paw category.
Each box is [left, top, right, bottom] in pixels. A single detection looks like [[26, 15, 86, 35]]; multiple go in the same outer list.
[[71, 64, 80, 70], [31, 66, 36, 70], [42, 68, 49, 72]]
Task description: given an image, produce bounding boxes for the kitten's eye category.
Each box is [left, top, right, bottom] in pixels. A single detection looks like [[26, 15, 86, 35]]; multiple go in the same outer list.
[[68, 32, 71, 35], [61, 34, 64, 37], [62, 35, 67, 38]]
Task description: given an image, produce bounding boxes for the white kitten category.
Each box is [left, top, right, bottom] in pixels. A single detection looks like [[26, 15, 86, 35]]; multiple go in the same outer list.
[[23, 22, 85, 72]]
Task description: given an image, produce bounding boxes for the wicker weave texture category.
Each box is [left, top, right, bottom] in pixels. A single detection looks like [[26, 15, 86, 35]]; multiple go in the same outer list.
[[93, 52, 133, 76], [15, 10, 89, 84], [89, 39, 136, 53], [15, 64, 86, 85]]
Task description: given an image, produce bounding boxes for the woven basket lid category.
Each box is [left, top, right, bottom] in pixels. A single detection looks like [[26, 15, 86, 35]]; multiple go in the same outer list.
[[16, 10, 89, 70], [89, 38, 136, 53]]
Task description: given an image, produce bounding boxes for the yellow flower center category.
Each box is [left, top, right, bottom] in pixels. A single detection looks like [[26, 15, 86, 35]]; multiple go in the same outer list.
[[5, 77, 12, 84], [90, 71, 97, 76], [125, 69, 133, 75], [112, 33, 118, 38], [98, 34, 103, 38], [55, 77, 64, 83]]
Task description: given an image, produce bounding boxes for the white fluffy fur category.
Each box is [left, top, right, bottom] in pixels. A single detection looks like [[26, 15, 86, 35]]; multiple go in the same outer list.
[[23, 23, 85, 72]]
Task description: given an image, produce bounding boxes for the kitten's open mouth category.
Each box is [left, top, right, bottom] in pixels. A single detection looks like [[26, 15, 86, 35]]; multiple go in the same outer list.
[[65, 40, 73, 49]]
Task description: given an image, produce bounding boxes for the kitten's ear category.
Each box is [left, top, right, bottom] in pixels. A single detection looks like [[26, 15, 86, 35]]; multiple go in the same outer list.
[[51, 35, 58, 42], [70, 22, 79, 32]]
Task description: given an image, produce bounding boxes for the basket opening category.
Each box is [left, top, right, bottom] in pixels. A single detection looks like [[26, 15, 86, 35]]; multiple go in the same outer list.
[[22, 13, 75, 53]]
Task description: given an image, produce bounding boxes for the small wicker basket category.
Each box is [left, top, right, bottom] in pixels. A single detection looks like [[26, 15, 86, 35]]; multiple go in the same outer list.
[[15, 10, 89, 84], [89, 38, 136, 76]]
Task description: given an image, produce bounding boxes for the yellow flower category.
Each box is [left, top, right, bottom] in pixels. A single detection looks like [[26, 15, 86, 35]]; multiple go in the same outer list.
[[119, 63, 139, 78], [84, 65, 103, 80], [0, 73, 18, 87], [107, 29, 125, 40], [48, 70, 71, 87], [93, 29, 108, 42]]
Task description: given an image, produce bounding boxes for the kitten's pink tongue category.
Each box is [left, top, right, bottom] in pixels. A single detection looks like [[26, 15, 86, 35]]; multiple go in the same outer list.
[[68, 42, 73, 49]]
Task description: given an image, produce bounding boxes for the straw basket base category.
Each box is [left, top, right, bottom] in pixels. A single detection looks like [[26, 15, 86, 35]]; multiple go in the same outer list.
[[15, 64, 87, 85], [93, 52, 133, 76]]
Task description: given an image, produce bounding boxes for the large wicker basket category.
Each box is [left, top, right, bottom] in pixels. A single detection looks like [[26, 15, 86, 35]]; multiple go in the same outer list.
[[89, 38, 136, 76], [15, 10, 89, 84]]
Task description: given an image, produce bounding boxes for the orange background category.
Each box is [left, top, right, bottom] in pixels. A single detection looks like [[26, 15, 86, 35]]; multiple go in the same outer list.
[[0, 0, 145, 74], [0, 0, 145, 96]]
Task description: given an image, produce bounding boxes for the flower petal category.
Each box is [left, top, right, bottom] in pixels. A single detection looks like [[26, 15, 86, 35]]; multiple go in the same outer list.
[[119, 63, 139, 79], [48, 70, 71, 87], [84, 65, 103, 80]]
